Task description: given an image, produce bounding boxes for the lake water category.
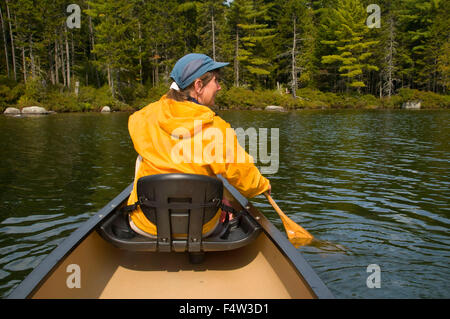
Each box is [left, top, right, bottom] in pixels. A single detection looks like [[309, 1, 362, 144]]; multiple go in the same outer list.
[[0, 109, 449, 298]]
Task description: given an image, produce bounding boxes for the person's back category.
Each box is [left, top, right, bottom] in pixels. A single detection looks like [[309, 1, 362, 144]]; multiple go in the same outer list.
[[127, 53, 270, 237]]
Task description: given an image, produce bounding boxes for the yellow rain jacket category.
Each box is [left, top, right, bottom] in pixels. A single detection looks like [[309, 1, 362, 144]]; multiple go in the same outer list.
[[127, 95, 270, 235]]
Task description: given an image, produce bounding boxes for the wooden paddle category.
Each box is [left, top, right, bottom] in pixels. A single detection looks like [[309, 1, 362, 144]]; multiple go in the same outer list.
[[264, 192, 314, 244]]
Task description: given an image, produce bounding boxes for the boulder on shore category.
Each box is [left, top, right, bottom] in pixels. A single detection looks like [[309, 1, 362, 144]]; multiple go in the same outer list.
[[3, 107, 20, 115], [21, 106, 50, 114], [402, 101, 421, 109], [265, 105, 285, 112], [101, 106, 111, 113]]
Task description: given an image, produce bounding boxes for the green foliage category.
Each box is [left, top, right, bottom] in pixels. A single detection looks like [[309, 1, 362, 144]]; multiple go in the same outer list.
[[272, 0, 317, 91], [23, 84, 133, 112], [41, 90, 79, 112], [23, 78, 46, 103], [394, 0, 450, 92], [217, 86, 450, 110], [133, 83, 170, 109], [77, 85, 118, 110], [397, 88, 450, 108], [0, 76, 24, 107], [320, 0, 379, 91], [228, 0, 275, 86], [0, 0, 448, 110], [217, 86, 295, 109], [215, 86, 414, 110]]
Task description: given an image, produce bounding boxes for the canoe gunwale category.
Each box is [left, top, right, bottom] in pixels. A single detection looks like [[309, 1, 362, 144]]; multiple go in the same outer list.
[[7, 178, 334, 299], [218, 176, 334, 299], [248, 206, 334, 298], [6, 183, 134, 299]]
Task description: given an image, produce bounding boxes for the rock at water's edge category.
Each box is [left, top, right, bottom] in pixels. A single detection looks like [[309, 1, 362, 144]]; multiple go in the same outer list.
[[101, 106, 111, 113], [265, 105, 285, 112], [402, 101, 421, 109], [21, 106, 50, 114], [3, 107, 20, 115]]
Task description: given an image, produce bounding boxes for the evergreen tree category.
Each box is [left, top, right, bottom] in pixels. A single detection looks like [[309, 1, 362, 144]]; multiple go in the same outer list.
[[296, 3, 317, 89], [424, 0, 449, 92], [196, 1, 226, 61], [320, 0, 379, 92], [381, 12, 397, 98], [86, 0, 138, 99], [228, 0, 275, 87], [366, 0, 399, 98], [0, 0, 448, 108], [7, 0, 45, 83], [396, 0, 448, 91], [274, 0, 317, 96], [437, 41, 449, 93]]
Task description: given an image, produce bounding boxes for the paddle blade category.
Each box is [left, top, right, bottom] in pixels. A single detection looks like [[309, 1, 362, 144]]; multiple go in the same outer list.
[[278, 210, 314, 240], [290, 237, 314, 248], [264, 192, 314, 241]]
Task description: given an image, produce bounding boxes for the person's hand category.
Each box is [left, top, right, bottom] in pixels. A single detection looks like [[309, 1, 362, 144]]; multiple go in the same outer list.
[[267, 184, 271, 196]]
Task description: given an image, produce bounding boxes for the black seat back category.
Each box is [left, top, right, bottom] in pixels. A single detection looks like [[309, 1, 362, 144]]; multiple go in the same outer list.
[[136, 174, 223, 252]]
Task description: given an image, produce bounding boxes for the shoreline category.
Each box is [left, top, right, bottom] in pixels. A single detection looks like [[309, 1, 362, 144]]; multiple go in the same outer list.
[[3, 105, 450, 116], [2, 87, 449, 114]]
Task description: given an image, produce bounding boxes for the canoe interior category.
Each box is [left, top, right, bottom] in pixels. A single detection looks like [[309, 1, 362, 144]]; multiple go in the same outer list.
[[31, 229, 315, 299], [14, 183, 326, 299]]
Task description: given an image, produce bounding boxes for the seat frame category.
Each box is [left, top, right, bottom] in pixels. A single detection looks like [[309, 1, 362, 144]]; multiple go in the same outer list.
[[97, 174, 261, 263]]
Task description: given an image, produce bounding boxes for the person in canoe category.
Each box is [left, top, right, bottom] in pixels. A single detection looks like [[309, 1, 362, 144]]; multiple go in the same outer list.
[[126, 53, 271, 237]]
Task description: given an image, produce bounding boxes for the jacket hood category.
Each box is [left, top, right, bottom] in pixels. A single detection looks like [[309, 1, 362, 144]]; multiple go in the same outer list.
[[158, 96, 215, 138]]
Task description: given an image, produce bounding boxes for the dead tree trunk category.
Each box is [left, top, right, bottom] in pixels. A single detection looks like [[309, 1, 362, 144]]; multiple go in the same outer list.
[[54, 39, 59, 84], [0, 6, 10, 78], [383, 15, 396, 98], [234, 29, 239, 87], [87, 2, 100, 87], [21, 45, 26, 83], [291, 14, 297, 99], [59, 36, 66, 87], [211, 11, 216, 61], [49, 46, 55, 85], [65, 26, 71, 88], [29, 34, 35, 79], [138, 21, 143, 84], [5, 0, 16, 80]]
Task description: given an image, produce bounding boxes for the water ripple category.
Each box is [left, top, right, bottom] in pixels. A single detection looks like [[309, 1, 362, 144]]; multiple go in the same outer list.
[[1, 110, 449, 299]]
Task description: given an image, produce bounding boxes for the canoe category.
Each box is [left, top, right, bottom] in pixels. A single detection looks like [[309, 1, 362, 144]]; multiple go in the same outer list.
[[7, 176, 333, 299]]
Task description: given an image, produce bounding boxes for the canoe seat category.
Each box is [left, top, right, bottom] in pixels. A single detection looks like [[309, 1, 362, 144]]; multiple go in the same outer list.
[[97, 174, 261, 263]]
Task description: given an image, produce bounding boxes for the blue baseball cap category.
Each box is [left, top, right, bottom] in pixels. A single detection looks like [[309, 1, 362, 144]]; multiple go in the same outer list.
[[170, 53, 229, 90]]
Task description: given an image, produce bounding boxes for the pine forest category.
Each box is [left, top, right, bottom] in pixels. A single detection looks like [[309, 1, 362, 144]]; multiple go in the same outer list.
[[0, 0, 449, 112]]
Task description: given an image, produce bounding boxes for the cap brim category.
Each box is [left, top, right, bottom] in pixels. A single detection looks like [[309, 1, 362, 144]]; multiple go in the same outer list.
[[208, 62, 229, 72]]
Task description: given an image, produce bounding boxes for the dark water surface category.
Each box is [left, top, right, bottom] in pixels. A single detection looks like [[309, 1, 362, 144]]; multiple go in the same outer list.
[[0, 110, 448, 298]]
